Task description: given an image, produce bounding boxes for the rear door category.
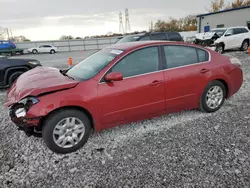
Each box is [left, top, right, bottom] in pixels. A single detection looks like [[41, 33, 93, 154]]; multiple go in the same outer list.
[[224, 28, 238, 49], [97, 46, 166, 125], [161, 45, 211, 112]]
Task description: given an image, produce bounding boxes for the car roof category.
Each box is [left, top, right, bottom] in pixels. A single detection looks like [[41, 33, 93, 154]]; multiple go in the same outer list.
[[107, 40, 186, 51], [212, 26, 249, 30]]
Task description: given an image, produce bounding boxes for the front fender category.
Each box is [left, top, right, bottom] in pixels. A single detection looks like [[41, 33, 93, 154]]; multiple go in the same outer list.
[[25, 87, 100, 128]]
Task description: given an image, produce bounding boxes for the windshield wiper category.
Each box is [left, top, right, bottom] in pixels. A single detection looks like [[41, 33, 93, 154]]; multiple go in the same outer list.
[[60, 69, 75, 80]]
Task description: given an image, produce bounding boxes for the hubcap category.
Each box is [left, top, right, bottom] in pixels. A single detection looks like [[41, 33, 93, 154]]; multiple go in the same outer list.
[[217, 46, 223, 53], [206, 86, 224, 109], [243, 42, 248, 51], [53, 117, 85, 149]]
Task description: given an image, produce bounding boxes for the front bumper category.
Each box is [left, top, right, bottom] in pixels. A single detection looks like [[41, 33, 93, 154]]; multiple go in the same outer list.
[[9, 107, 42, 137]]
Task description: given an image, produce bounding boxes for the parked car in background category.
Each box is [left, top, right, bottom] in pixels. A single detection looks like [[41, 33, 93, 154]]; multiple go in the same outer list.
[[194, 26, 250, 53], [0, 56, 41, 88], [27, 45, 58, 54], [5, 41, 243, 154], [0, 40, 16, 49], [116, 32, 184, 43]]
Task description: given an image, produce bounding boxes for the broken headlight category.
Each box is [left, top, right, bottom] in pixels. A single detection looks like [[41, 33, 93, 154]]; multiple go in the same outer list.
[[19, 97, 39, 110], [14, 97, 39, 118]]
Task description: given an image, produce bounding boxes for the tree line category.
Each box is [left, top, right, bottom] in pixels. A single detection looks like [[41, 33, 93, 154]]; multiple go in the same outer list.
[[4, 0, 249, 41]]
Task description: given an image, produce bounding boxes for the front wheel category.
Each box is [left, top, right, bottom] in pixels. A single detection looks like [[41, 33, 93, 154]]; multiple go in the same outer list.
[[42, 109, 92, 154], [215, 44, 224, 54], [199, 80, 226, 113], [241, 40, 249, 51]]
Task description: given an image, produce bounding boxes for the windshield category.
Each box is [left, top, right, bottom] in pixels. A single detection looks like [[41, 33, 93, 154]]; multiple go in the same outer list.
[[116, 35, 141, 43], [66, 48, 124, 81], [211, 29, 227, 36]]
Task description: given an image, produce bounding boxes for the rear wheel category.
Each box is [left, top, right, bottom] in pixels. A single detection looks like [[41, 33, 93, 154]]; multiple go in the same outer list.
[[199, 80, 226, 113], [241, 40, 249, 51], [50, 49, 55, 54], [42, 109, 92, 154]]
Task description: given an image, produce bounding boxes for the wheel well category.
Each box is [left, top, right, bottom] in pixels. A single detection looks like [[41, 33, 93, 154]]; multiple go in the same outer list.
[[5, 67, 28, 84], [37, 106, 94, 131], [216, 79, 229, 98], [219, 42, 225, 48]]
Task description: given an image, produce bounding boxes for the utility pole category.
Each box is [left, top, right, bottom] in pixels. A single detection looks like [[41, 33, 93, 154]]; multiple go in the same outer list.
[[6, 28, 10, 40]]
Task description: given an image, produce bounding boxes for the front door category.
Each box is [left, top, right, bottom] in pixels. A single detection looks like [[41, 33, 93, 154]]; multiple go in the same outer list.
[[97, 46, 166, 125], [162, 45, 211, 112]]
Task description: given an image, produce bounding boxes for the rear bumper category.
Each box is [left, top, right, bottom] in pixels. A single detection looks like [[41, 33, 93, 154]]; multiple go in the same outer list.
[[227, 67, 243, 98]]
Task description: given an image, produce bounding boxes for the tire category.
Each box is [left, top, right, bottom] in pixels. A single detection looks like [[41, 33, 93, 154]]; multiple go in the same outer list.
[[50, 50, 55, 54], [8, 71, 24, 86], [215, 44, 224, 54], [240, 40, 249, 51], [42, 109, 92, 154], [32, 49, 38, 54], [199, 80, 226, 113]]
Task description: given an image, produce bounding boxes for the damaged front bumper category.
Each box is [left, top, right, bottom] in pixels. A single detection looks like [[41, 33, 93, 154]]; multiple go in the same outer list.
[[8, 101, 42, 137]]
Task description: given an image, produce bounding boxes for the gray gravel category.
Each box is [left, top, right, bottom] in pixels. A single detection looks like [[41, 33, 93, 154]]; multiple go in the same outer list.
[[0, 50, 250, 188]]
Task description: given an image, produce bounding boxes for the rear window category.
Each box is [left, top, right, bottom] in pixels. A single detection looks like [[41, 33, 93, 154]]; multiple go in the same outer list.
[[116, 35, 141, 43], [150, 33, 167, 40], [168, 33, 183, 41]]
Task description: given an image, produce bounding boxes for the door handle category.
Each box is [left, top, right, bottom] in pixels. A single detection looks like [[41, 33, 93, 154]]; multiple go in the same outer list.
[[200, 68, 209, 74], [150, 80, 163, 86]]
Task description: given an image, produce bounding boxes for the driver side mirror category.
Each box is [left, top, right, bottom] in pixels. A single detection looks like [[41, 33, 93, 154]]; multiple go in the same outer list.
[[225, 33, 232, 37], [105, 72, 123, 82]]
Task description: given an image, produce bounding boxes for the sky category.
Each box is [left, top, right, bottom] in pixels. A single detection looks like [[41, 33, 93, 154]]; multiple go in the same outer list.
[[0, 0, 231, 41]]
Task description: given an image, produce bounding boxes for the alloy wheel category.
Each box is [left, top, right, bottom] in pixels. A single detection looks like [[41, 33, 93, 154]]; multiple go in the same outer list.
[[53, 117, 85, 148], [205, 86, 224, 109]]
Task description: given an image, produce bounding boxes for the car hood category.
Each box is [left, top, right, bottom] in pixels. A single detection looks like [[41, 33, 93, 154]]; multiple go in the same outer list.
[[4, 66, 79, 107], [195, 32, 220, 40]]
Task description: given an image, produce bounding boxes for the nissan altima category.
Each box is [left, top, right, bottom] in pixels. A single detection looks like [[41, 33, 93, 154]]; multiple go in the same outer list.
[[4, 41, 243, 154]]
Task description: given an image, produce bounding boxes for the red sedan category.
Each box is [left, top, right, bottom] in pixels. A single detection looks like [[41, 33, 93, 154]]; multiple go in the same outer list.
[[4, 41, 243, 154]]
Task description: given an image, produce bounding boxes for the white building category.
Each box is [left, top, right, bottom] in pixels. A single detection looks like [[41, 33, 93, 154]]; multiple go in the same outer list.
[[197, 5, 250, 33]]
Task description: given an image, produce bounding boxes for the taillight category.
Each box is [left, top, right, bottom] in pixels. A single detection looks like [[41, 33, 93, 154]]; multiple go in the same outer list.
[[229, 57, 241, 68]]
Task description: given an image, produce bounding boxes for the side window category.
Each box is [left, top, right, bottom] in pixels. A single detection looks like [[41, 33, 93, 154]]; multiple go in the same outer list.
[[163, 45, 199, 69], [225, 29, 234, 36], [234, 28, 242, 35], [111, 47, 159, 78], [197, 49, 209, 62], [247, 21, 250, 30], [150, 33, 167, 40], [139, 36, 150, 41], [241, 28, 249, 33], [168, 33, 182, 41]]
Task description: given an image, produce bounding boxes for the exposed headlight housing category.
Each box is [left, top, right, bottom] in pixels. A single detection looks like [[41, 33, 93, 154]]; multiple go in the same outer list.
[[18, 97, 40, 111], [28, 61, 40, 65]]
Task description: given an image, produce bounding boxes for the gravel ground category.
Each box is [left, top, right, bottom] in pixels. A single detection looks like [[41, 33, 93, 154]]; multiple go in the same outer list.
[[0, 50, 250, 188]]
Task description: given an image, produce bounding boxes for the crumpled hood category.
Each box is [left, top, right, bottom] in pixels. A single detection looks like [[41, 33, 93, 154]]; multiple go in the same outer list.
[[195, 32, 220, 40], [4, 66, 79, 107]]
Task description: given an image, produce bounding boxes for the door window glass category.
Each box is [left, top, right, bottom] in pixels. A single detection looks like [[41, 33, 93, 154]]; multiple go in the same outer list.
[[163, 45, 199, 69], [112, 47, 159, 78]]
